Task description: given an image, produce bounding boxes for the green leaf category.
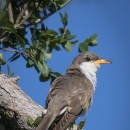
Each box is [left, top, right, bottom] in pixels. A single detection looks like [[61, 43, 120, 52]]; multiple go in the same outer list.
[[7, 64, 10, 75], [42, 61, 49, 77], [50, 74, 56, 84], [59, 12, 67, 26], [79, 42, 88, 53], [77, 119, 86, 129], [21, 54, 28, 61], [26, 62, 34, 68], [0, 53, 2, 60], [44, 53, 52, 59], [10, 54, 20, 62], [88, 39, 98, 46], [28, 59, 34, 65], [58, 28, 64, 34], [63, 41, 72, 52], [59, 12, 64, 22], [0, 10, 7, 26], [33, 116, 42, 127], [64, 12, 68, 21], [66, 29, 71, 35], [10, 72, 15, 77], [48, 3, 56, 13], [50, 72, 62, 77], [0, 60, 6, 65], [71, 40, 78, 45], [2, 27, 16, 33], [26, 116, 34, 127], [89, 34, 98, 40], [60, 38, 68, 43], [15, 34, 25, 49], [66, 35, 76, 40], [37, 61, 49, 77], [39, 73, 50, 82], [4, 20, 14, 29], [69, 122, 75, 128], [41, 23, 46, 31], [45, 29, 58, 37], [8, 52, 19, 61], [3, 28, 25, 49]]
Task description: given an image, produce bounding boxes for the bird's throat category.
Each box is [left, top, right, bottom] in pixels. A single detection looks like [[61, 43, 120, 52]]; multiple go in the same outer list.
[[79, 62, 100, 90]]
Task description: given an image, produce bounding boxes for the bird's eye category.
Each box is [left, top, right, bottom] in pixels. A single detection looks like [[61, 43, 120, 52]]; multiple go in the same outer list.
[[86, 56, 91, 61]]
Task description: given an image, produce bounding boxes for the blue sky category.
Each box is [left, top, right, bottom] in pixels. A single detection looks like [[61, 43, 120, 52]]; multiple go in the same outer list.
[[2, 0, 130, 130]]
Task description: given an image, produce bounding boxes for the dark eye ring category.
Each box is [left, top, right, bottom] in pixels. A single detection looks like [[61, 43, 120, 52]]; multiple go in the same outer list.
[[86, 57, 91, 61]]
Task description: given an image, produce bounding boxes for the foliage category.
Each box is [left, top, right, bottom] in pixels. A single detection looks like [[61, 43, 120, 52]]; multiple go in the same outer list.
[[0, 0, 98, 83], [0, 53, 6, 64], [27, 116, 42, 128], [7, 64, 15, 77], [27, 115, 86, 129]]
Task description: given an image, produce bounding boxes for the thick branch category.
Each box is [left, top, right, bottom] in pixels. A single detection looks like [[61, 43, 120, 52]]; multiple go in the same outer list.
[[25, 0, 72, 28], [0, 73, 46, 130], [7, 2, 14, 23]]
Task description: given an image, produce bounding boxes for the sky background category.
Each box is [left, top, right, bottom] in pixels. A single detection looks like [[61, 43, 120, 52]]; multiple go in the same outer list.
[[2, 0, 130, 130]]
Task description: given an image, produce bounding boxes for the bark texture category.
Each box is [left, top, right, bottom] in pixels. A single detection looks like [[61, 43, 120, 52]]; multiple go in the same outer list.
[[0, 73, 46, 130]]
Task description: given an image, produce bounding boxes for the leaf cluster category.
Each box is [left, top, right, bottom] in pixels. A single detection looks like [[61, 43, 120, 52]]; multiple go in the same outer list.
[[69, 119, 86, 130], [79, 34, 98, 52], [0, 1, 98, 83], [26, 116, 42, 128]]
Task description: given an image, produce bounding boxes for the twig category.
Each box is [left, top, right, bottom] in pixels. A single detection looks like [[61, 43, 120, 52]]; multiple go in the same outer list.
[[0, 32, 10, 43], [0, 47, 28, 56], [0, 37, 8, 43], [18, 0, 42, 28], [24, 0, 72, 28], [0, 31, 8, 39], [19, 10, 34, 26], [7, 2, 14, 23], [62, 25, 67, 39], [15, 0, 32, 26]]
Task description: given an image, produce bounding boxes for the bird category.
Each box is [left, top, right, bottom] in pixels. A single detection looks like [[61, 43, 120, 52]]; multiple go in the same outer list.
[[35, 52, 112, 130]]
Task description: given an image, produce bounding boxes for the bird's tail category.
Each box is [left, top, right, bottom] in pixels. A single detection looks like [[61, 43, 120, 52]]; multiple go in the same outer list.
[[35, 112, 57, 130], [53, 111, 78, 130]]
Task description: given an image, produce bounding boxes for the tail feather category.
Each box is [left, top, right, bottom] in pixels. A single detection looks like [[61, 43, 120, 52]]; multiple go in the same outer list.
[[53, 111, 78, 130], [35, 112, 57, 130]]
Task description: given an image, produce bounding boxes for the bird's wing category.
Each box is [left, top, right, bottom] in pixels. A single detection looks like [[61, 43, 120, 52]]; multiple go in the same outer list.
[[52, 75, 94, 130], [67, 75, 94, 114]]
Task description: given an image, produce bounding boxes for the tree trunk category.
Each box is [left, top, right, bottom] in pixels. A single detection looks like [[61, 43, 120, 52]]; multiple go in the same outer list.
[[0, 73, 46, 130]]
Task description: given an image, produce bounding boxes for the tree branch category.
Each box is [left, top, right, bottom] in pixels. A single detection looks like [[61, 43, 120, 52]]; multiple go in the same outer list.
[[0, 32, 10, 43], [62, 25, 67, 39], [7, 2, 14, 23], [24, 0, 72, 28], [15, 0, 33, 27], [0, 47, 29, 57], [18, 0, 42, 29], [0, 73, 46, 130]]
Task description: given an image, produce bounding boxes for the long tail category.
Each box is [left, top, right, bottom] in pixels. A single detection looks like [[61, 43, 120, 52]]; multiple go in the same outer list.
[[35, 112, 57, 130], [53, 111, 78, 130]]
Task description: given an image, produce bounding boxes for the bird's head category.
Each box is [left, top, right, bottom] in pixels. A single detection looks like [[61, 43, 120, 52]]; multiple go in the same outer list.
[[71, 52, 112, 87], [72, 52, 112, 69]]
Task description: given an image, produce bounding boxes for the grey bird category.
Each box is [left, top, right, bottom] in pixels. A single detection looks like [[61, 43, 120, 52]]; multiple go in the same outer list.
[[36, 52, 112, 130]]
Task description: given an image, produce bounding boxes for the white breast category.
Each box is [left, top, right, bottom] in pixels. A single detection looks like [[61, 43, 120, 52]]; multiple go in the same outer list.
[[79, 62, 100, 91]]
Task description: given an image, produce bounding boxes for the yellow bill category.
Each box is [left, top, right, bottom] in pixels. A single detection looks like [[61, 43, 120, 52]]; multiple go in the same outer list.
[[95, 59, 112, 64]]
